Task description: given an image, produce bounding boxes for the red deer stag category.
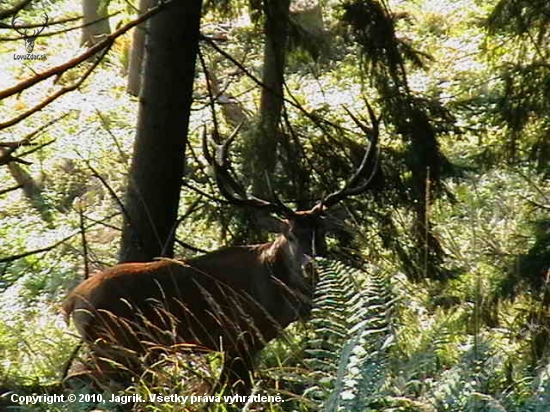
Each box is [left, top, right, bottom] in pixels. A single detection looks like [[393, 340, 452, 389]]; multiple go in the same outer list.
[[12, 12, 48, 54], [62, 112, 379, 394]]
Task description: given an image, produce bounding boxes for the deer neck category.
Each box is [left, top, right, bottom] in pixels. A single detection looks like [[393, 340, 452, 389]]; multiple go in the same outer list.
[[260, 236, 302, 284]]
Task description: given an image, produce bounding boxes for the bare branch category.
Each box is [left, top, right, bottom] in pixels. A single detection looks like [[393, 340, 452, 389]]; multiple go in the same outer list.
[[174, 239, 209, 254], [0, 1, 168, 101], [0, 214, 117, 264], [0, 46, 110, 130], [0, 12, 123, 42], [77, 200, 90, 279], [519, 194, 550, 211], [0, 148, 32, 166], [0, 112, 72, 155], [0, 232, 75, 264], [0, 0, 33, 21], [17, 141, 55, 161], [203, 35, 348, 138], [181, 180, 230, 205], [162, 199, 202, 256], [0, 183, 23, 196], [85, 161, 131, 225]]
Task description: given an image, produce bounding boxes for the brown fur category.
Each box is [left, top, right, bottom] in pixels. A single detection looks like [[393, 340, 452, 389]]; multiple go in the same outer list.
[[63, 231, 316, 393]]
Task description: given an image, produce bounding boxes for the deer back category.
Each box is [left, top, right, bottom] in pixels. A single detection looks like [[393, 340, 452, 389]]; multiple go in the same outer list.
[[63, 240, 313, 356]]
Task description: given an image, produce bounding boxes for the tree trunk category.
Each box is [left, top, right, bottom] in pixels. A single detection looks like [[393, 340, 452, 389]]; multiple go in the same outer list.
[[119, 0, 203, 263], [127, 0, 153, 96], [249, 0, 291, 197], [207, 64, 249, 128], [7, 162, 52, 223], [81, 0, 111, 47]]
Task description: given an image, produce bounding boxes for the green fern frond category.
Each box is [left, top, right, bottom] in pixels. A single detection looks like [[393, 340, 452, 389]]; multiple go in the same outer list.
[[303, 257, 395, 411]]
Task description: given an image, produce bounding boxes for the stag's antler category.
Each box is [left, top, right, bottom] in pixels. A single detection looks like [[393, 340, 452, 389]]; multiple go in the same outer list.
[[11, 12, 48, 36], [12, 12, 48, 53], [11, 13, 28, 37], [203, 103, 380, 217], [318, 102, 380, 210], [34, 13, 49, 36], [202, 123, 295, 217]]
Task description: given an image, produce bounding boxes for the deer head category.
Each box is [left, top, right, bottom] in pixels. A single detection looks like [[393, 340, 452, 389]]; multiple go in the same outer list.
[[12, 12, 48, 53]]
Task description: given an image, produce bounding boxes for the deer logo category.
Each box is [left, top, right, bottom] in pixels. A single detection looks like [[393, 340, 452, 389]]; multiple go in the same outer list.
[[12, 11, 48, 54]]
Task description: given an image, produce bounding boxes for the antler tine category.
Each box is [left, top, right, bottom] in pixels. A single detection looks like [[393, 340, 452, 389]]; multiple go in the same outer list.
[[341, 103, 379, 189], [34, 13, 48, 35], [11, 14, 26, 36], [210, 121, 250, 200], [202, 126, 245, 202], [202, 125, 284, 214], [218, 120, 243, 167], [320, 103, 380, 209]]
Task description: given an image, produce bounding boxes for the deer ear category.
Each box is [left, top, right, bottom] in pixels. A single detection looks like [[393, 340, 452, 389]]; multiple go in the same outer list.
[[256, 215, 289, 233]]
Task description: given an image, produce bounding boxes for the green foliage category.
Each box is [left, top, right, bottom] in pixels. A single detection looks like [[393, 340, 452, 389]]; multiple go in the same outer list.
[[481, 0, 550, 170], [339, 0, 459, 281], [487, 0, 550, 42], [303, 257, 394, 411], [1, 0, 550, 410]]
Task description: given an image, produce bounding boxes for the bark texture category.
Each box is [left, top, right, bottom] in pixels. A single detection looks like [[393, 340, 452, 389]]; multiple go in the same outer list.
[[119, 0, 203, 262]]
